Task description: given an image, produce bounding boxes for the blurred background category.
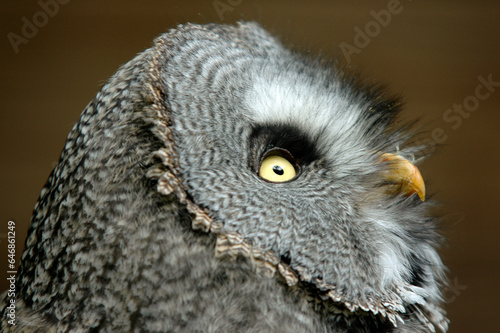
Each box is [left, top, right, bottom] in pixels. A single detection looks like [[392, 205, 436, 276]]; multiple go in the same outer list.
[[1, 1, 498, 331]]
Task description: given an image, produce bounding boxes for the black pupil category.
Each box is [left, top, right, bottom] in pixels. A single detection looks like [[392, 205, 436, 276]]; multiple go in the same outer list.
[[273, 165, 284, 175]]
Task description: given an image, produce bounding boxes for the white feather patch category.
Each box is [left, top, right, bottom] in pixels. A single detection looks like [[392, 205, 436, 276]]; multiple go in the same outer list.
[[245, 74, 363, 143]]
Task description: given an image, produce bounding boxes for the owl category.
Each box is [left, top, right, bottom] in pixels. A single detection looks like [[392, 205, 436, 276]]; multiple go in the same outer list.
[[1, 22, 448, 332]]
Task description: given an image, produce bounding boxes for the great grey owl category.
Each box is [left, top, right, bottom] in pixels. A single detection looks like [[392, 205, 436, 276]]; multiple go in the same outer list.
[[1, 22, 448, 332]]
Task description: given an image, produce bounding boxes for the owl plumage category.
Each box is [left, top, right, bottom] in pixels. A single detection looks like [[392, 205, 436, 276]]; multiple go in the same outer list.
[[1, 22, 448, 332]]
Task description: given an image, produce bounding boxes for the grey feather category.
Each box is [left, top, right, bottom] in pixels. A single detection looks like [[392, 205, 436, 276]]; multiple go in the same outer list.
[[1, 22, 448, 332]]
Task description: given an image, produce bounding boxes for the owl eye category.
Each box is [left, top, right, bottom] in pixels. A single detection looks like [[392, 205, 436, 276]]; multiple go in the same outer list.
[[258, 150, 298, 183]]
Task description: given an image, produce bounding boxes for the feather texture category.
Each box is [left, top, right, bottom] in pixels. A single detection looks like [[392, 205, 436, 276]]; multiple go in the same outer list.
[[1, 22, 448, 332]]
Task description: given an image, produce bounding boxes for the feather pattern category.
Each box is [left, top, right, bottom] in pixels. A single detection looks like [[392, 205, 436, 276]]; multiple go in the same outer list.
[[1, 22, 448, 332]]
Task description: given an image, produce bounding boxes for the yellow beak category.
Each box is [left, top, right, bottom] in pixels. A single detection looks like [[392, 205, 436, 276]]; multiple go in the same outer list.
[[380, 153, 426, 201]]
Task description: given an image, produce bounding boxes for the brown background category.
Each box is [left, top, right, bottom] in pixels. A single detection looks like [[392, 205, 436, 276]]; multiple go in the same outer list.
[[1, 1, 499, 331]]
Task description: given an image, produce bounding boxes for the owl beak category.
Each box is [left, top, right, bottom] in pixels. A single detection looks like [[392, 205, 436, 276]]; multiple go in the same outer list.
[[380, 153, 426, 201]]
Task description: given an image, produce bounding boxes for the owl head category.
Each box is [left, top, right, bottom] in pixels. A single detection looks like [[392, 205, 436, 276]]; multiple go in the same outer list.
[[13, 22, 448, 332], [150, 22, 447, 330]]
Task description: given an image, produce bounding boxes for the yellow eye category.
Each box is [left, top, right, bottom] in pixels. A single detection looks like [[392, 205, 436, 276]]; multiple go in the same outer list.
[[259, 154, 297, 183]]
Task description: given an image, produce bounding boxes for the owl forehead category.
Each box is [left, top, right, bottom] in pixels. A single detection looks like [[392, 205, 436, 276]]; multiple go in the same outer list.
[[245, 69, 362, 133], [161, 25, 377, 165], [245, 70, 374, 156]]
